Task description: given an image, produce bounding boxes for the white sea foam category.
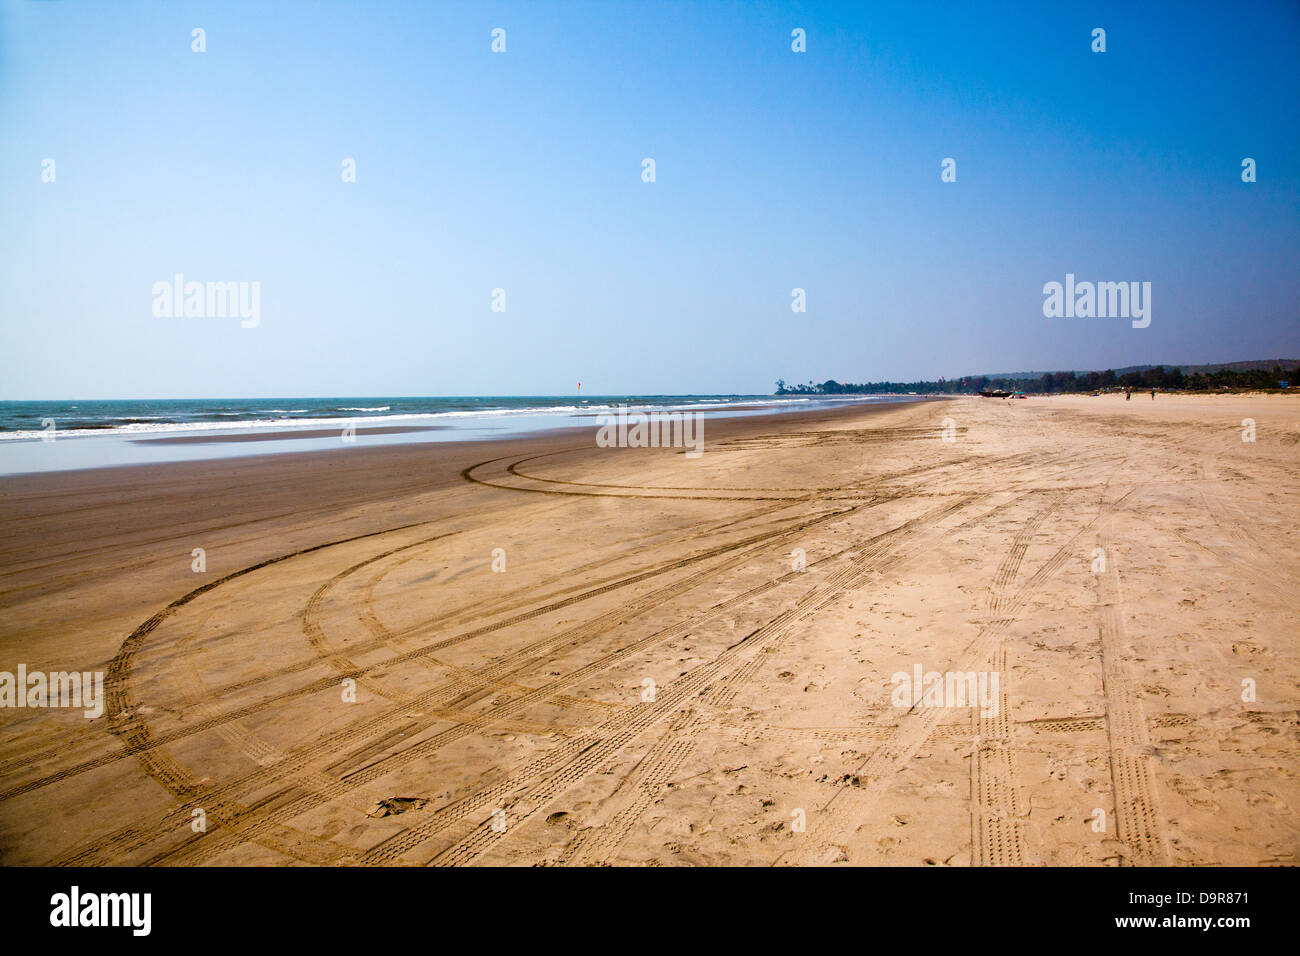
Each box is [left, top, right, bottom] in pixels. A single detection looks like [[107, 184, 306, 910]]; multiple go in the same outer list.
[[0, 395, 882, 442]]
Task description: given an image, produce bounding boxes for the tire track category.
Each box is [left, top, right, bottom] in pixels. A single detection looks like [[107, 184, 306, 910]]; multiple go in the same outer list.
[[411, 495, 985, 867], [111, 455, 1081, 868], [987, 495, 1062, 618], [554, 712, 703, 866], [971, 495, 1066, 865], [75, 497, 875, 865], [170, 495, 807, 703], [462, 447, 1074, 502], [23, 419, 1091, 863], [12, 500, 849, 809], [352, 546, 619, 722], [776, 483, 1143, 865], [970, 646, 1024, 865], [1, 488, 823, 782], [1095, 527, 1172, 866]]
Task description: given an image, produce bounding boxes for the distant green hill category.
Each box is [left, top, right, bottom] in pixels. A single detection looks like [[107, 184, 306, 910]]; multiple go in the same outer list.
[[979, 359, 1298, 379], [775, 360, 1299, 396]]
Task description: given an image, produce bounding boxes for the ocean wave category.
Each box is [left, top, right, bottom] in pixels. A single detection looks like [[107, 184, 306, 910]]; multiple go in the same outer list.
[[0, 396, 873, 441]]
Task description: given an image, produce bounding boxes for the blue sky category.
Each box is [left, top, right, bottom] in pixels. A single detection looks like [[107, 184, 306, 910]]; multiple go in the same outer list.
[[2, 0, 1297, 398]]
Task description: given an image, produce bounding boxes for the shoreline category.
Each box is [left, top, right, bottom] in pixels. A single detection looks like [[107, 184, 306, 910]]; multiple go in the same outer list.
[[0, 397, 938, 479], [0, 393, 1295, 866]]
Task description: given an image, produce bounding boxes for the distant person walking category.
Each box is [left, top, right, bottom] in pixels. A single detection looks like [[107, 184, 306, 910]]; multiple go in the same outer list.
[[1126, 388, 1131, 401], [1151, 389, 1156, 400]]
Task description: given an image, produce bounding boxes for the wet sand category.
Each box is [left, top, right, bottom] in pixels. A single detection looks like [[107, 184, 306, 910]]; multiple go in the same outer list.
[[0, 394, 1296, 866]]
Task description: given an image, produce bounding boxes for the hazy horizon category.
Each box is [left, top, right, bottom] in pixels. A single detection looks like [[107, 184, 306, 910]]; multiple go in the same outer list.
[[4, 358, 1298, 403], [3, 352, 1299, 403]]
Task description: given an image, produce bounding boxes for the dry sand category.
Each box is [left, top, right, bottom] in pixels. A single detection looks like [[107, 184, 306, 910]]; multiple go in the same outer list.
[[0, 394, 1296, 866]]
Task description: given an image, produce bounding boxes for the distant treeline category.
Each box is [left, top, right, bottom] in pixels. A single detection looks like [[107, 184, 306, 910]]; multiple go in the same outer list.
[[775, 365, 1299, 396]]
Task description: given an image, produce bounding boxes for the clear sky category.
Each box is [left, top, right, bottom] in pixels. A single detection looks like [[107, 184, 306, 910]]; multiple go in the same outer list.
[[2, 0, 1297, 398]]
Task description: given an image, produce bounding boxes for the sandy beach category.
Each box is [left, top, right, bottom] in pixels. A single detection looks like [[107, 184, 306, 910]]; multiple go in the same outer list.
[[0, 394, 1296, 867]]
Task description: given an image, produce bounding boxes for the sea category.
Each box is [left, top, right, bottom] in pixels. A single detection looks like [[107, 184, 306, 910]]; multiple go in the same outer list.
[[0, 394, 911, 475]]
